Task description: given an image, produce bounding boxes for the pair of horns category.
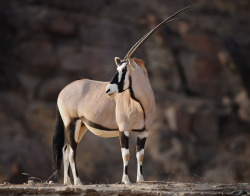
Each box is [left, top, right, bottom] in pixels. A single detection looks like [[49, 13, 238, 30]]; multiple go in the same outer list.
[[123, 6, 190, 61]]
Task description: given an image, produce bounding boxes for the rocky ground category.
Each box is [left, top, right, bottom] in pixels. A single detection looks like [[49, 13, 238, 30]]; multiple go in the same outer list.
[[0, 181, 249, 196]]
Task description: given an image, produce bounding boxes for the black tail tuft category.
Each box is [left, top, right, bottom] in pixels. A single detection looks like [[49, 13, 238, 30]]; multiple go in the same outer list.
[[52, 106, 65, 174]]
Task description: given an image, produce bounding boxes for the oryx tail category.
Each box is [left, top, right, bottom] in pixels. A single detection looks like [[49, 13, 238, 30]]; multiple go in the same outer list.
[[53, 106, 65, 173]]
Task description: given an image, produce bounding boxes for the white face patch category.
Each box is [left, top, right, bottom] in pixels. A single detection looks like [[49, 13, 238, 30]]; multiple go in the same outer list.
[[117, 62, 127, 82], [117, 62, 130, 91], [106, 83, 118, 96]]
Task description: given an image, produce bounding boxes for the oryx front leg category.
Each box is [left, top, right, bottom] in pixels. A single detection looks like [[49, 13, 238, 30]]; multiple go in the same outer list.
[[119, 131, 131, 185], [136, 131, 148, 183]]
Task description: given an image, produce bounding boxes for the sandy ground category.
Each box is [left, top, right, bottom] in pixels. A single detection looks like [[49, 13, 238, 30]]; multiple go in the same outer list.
[[0, 181, 249, 195]]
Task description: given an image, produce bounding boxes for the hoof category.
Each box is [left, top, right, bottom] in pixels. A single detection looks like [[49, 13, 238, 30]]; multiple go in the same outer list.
[[121, 175, 131, 185], [74, 177, 82, 186], [122, 180, 131, 185], [64, 180, 72, 186]]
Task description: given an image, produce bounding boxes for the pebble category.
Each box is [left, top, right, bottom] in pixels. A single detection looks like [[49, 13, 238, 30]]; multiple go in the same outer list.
[[28, 180, 35, 185]]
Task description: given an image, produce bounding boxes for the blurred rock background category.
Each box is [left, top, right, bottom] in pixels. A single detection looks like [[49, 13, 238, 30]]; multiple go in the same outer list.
[[0, 0, 250, 184]]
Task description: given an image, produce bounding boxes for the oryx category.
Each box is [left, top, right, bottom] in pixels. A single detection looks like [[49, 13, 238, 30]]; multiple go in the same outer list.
[[53, 7, 189, 185]]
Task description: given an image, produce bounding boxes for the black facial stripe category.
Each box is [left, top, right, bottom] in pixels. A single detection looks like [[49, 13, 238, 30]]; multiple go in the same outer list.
[[110, 67, 127, 93], [119, 132, 129, 149], [118, 67, 127, 92], [110, 71, 119, 84]]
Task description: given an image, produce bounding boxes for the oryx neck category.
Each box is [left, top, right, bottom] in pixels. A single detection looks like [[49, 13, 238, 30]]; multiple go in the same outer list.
[[129, 76, 145, 120], [128, 68, 155, 129]]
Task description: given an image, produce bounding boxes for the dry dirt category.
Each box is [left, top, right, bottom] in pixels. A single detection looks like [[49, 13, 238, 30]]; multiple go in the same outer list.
[[0, 181, 249, 196]]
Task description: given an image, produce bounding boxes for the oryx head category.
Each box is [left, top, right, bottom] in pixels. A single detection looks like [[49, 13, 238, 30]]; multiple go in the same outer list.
[[106, 6, 190, 97]]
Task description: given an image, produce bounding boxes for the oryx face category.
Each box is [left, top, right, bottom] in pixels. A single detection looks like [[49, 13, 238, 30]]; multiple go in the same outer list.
[[106, 57, 130, 97]]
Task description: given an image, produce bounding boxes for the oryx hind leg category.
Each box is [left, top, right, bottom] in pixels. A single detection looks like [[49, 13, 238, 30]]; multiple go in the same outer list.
[[66, 119, 85, 185], [136, 131, 148, 183], [63, 144, 71, 185]]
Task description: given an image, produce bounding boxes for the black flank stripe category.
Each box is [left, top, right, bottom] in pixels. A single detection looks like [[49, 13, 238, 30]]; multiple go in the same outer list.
[[81, 116, 118, 131], [132, 127, 146, 132]]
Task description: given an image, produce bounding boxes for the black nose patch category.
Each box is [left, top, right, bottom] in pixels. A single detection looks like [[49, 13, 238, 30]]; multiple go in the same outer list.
[[106, 88, 110, 94]]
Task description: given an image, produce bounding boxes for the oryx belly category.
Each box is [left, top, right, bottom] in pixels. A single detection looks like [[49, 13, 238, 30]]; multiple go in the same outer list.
[[85, 125, 119, 138], [80, 116, 119, 138]]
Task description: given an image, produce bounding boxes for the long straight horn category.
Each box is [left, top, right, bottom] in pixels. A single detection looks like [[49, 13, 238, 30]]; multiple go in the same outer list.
[[123, 6, 190, 61]]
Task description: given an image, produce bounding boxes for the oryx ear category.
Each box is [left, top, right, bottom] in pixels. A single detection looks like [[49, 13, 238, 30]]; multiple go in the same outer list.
[[127, 58, 136, 70], [114, 57, 121, 67], [133, 58, 147, 74]]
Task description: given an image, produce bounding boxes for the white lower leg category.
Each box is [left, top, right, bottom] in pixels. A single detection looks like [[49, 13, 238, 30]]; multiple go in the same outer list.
[[63, 145, 71, 185], [68, 146, 82, 185], [136, 132, 147, 183], [121, 148, 131, 185], [136, 149, 144, 182]]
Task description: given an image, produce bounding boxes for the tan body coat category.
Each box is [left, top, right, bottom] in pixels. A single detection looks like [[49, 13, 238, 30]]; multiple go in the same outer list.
[[57, 58, 156, 138]]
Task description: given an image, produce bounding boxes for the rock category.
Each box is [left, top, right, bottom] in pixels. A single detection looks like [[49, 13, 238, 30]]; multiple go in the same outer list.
[[183, 32, 217, 54], [15, 39, 57, 76], [38, 9, 76, 35], [235, 90, 250, 122], [38, 77, 70, 101], [27, 180, 35, 185]]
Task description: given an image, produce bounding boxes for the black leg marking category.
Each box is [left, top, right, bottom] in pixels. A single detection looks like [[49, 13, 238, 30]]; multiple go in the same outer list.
[[75, 162, 79, 177], [63, 144, 68, 151], [119, 132, 129, 149], [68, 167, 70, 177], [136, 134, 147, 182], [136, 137, 146, 152], [140, 165, 143, 175], [66, 119, 80, 178], [125, 166, 128, 175], [67, 120, 77, 152]]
